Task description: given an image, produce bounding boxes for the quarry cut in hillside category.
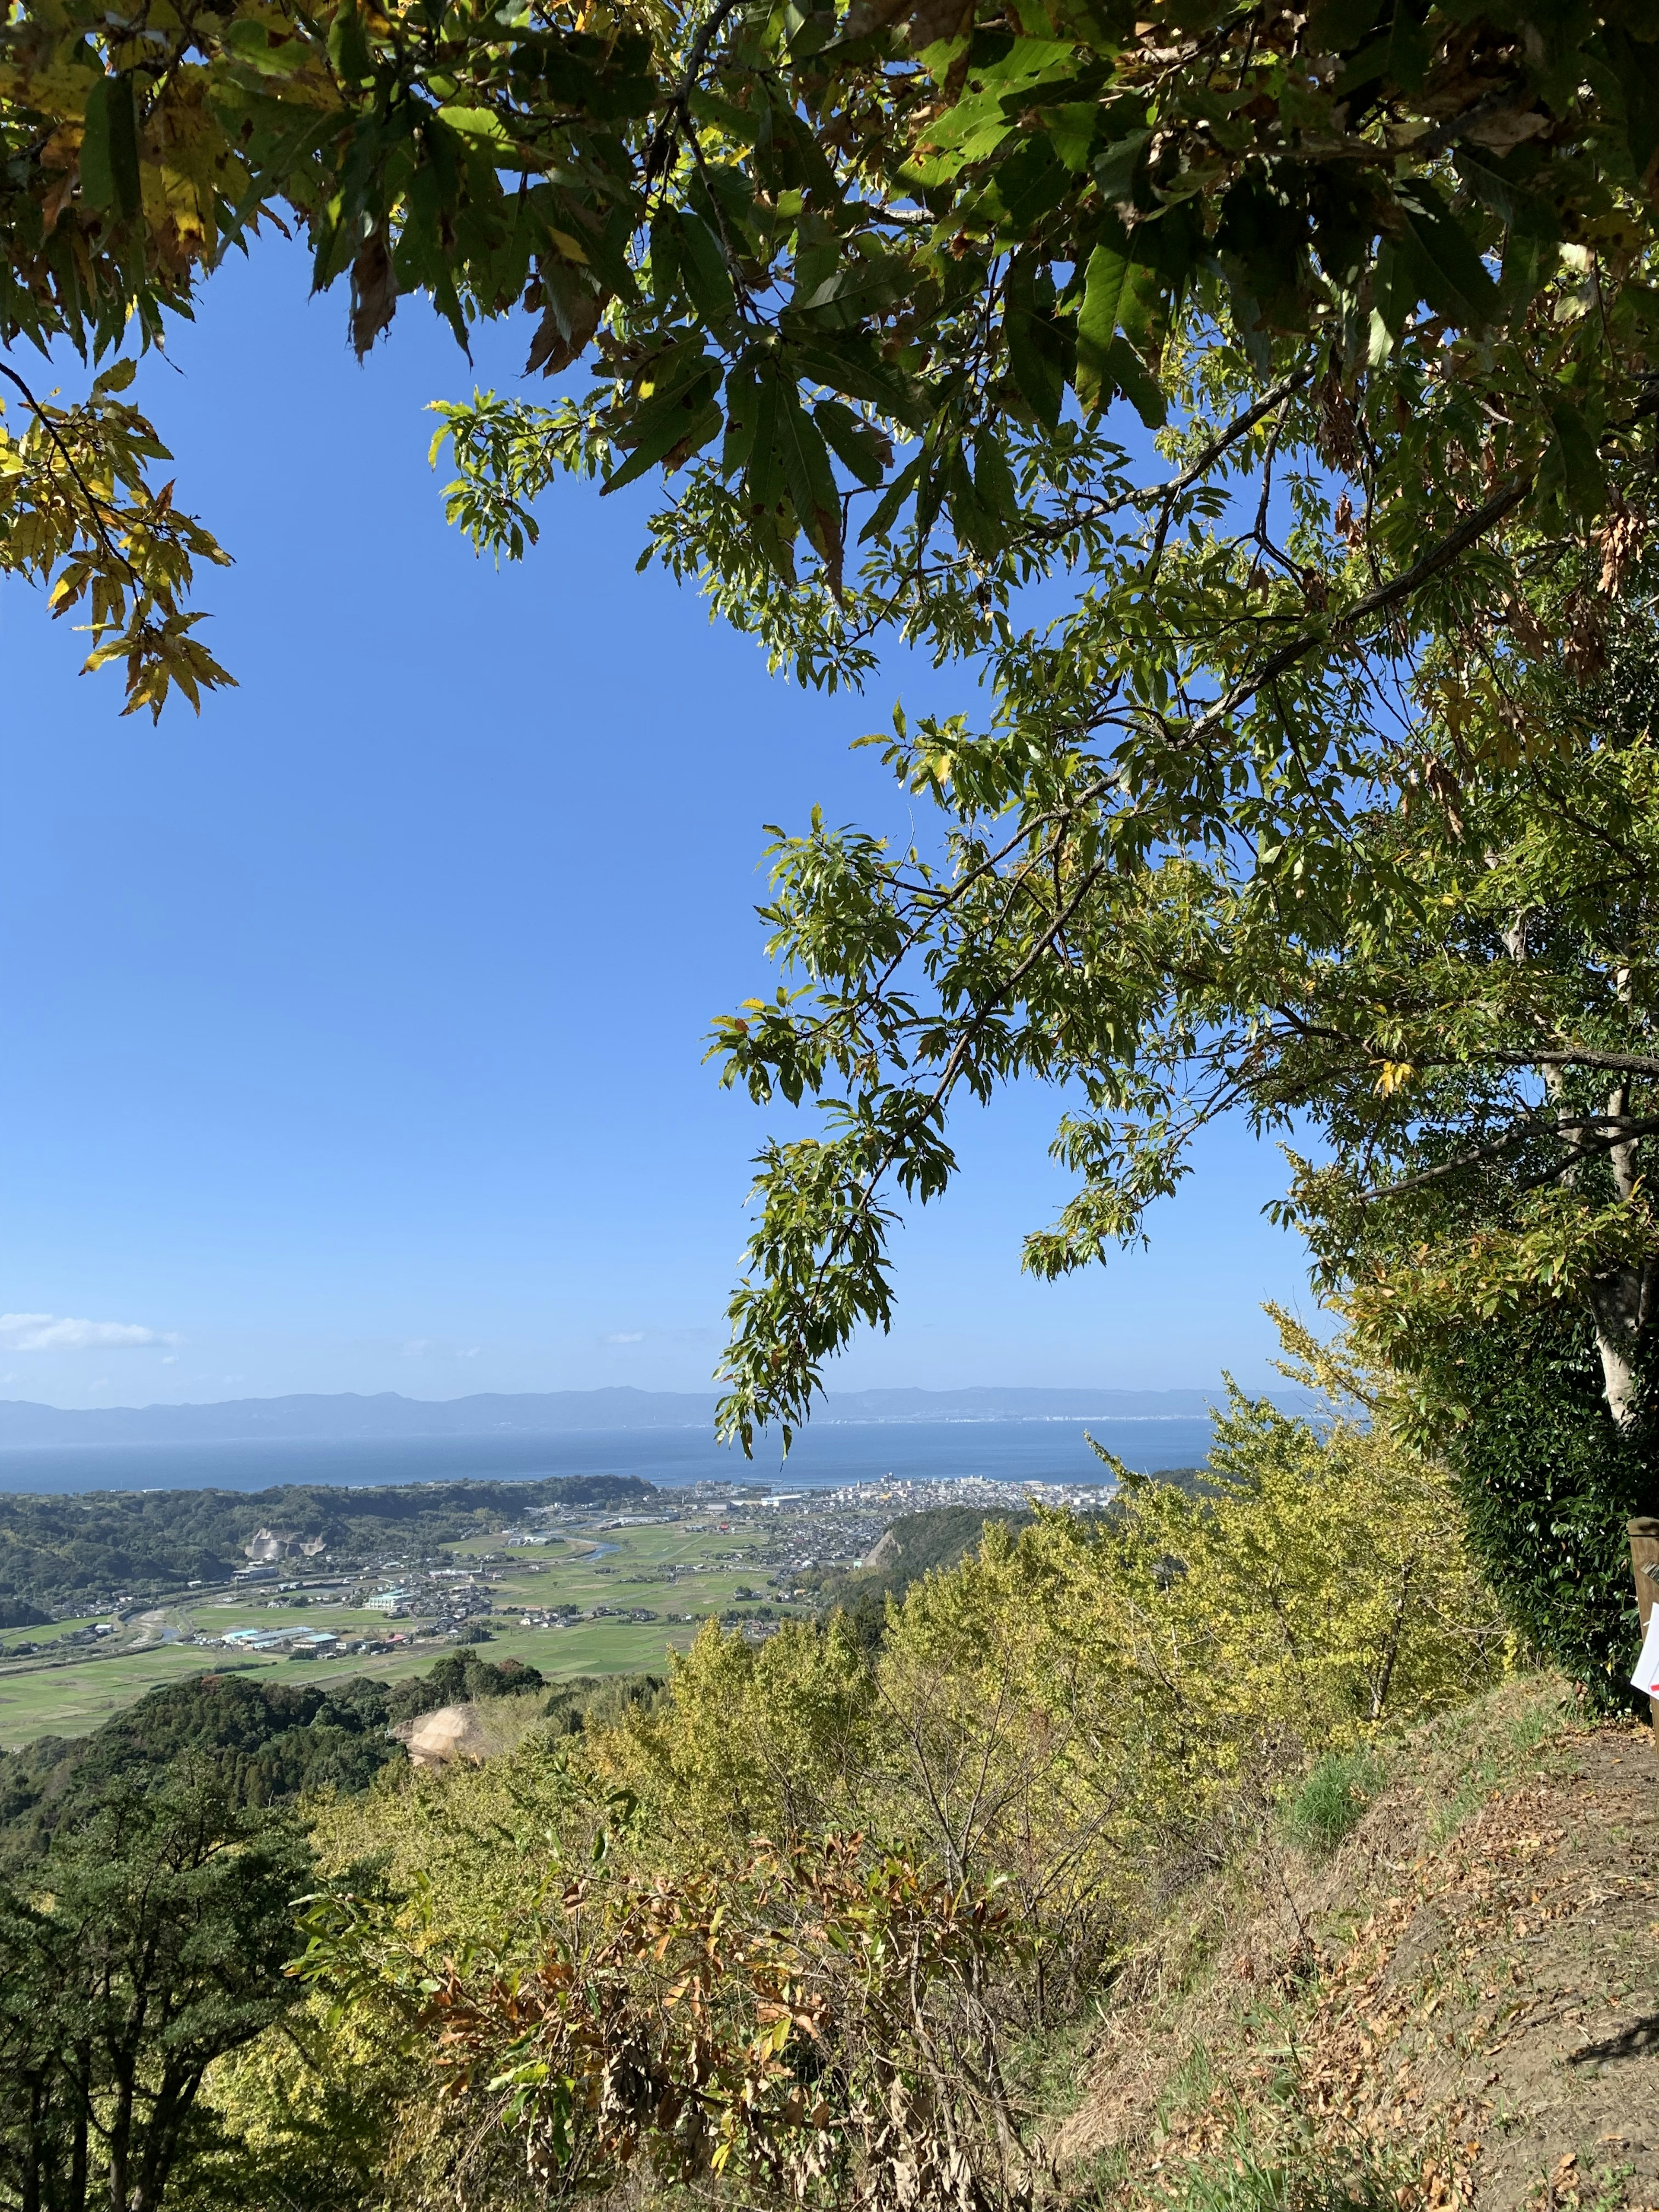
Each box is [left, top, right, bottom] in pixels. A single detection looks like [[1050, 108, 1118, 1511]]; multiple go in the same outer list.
[[1052, 1681, 1659, 2212]]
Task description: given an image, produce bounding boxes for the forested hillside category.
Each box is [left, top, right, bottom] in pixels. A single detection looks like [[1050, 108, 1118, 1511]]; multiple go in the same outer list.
[[0, 1475, 657, 1609], [0, 1648, 557, 1863]]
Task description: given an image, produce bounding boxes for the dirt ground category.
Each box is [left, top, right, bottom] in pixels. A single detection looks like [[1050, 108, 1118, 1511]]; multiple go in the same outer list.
[[1052, 1682, 1659, 2212]]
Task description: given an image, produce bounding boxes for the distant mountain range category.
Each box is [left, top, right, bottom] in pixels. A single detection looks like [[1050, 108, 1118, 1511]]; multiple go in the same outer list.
[[0, 1385, 1219, 1451]]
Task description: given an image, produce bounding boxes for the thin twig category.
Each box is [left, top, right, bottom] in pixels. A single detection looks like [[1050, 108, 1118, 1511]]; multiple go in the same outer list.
[[642, 0, 750, 190], [1182, 472, 1534, 752]]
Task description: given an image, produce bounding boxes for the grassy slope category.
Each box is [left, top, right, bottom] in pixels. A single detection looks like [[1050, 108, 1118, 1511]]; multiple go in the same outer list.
[[1048, 1676, 1658, 2212]]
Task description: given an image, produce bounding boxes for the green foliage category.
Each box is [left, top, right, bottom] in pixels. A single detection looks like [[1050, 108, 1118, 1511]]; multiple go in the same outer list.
[[0, 1768, 313, 2212], [1133, 2142, 1403, 2212], [601, 1612, 883, 1844], [382, 1648, 545, 1723], [0, 1672, 403, 1866], [539, 1669, 666, 1734], [810, 1502, 1036, 1627], [0, 1472, 653, 1608], [0, 0, 661, 710], [192, 1375, 1507, 2212], [588, 1367, 1501, 1977], [1438, 1305, 1653, 1712], [1281, 1749, 1382, 1861]]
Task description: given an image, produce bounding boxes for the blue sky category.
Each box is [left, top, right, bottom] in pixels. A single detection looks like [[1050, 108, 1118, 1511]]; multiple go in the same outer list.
[[0, 238, 1309, 1410]]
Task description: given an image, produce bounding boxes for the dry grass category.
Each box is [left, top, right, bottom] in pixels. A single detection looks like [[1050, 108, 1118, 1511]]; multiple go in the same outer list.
[[1048, 1677, 1659, 2212]]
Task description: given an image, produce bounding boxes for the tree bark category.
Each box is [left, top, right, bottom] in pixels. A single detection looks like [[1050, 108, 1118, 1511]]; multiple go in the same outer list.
[[1586, 1264, 1652, 1433], [107, 2069, 131, 2212], [70, 2044, 89, 2212], [1537, 1061, 1653, 1432]]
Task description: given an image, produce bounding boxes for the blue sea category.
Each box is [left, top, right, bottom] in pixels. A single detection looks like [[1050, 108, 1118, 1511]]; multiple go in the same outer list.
[[0, 1416, 1217, 1497]]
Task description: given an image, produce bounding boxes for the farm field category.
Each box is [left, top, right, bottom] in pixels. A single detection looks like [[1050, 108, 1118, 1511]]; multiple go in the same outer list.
[[0, 1515, 798, 1746]]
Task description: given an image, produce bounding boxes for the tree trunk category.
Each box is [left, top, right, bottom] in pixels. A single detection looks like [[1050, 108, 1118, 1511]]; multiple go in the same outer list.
[[1538, 1062, 1654, 1433], [107, 2070, 132, 2212], [1586, 1263, 1652, 1434], [70, 2044, 89, 2212]]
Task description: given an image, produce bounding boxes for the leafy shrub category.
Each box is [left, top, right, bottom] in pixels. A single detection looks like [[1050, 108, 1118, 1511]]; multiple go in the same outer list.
[[1440, 1305, 1655, 1712], [295, 1831, 1025, 2212], [540, 1670, 665, 1734], [1152, 2145, 1405, 2212]]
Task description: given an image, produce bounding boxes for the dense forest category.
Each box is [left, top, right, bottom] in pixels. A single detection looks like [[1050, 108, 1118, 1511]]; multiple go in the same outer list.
[[0, 1476, 658, 1609]]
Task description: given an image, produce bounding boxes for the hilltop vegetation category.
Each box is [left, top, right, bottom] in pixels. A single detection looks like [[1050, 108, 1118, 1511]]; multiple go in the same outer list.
[[0, 1649, 556, 1867], [0, 1347, 1643, 2212], [0, 1475, 657, 1610], [199, 1373, 1510, 2212], [807, 1471, 1211, 1639]]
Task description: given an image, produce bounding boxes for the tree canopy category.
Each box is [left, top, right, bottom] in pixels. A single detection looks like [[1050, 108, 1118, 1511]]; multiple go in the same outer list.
[[6, 0, 1659, 1450]]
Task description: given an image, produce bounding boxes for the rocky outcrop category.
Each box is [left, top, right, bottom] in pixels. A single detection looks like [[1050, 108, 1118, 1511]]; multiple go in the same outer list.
[[390, 1703, 490, 1770], [243, 1528, 327, 1563]]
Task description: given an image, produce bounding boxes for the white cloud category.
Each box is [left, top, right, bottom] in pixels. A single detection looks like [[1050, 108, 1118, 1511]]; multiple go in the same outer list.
[[402, 1338, 430, 1358], [0, 1312, 177, 1353], [604, 1331, 646, 1345], [457, 1346, 480, 1359]]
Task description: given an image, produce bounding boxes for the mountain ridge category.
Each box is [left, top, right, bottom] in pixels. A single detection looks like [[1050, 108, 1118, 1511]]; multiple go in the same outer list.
[[0, 1383, 1220, 1449]]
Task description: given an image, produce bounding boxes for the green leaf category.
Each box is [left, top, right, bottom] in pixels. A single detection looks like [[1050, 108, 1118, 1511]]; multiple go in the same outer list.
[[1602, 25, 1659, 181], [1004, 258, 1068, 429], [435, 105, 514, 149], [648, 209, 680, 311], [81, 76, 140, 222], [1090, 126, 1150, 207], [1398, 182, 1500, 328], [327, 2, 373, 85], [1335, 1, 1429, 93], [858, 454, 922, 542], [973, 429, 1019, 521], [815, 400, 887, 489], [1548, 397, 1604, 521], [722, 361, 761, 479], [1074, 232, 1142, 412], [744, 368, 786, 515], [788, 335, 925, 429], [1104, 333, 1165, 429], [775, 385, 844, 586], [984, 135, 1070, 238], [602, 364, 722, 495], [1040, 102, 1099, 173], [1452, 149, 1559, 244], [220, 20, 310, 78], [671, 211, 737, 328]]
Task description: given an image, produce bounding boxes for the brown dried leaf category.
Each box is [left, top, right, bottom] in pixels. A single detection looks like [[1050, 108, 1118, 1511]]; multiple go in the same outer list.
[[1461, 105, 1548, 154], [904, 0, 973, 49], [526, 266, 608, 378], [350, 230, 397, 356], [1592, 501, 1645, 597]]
